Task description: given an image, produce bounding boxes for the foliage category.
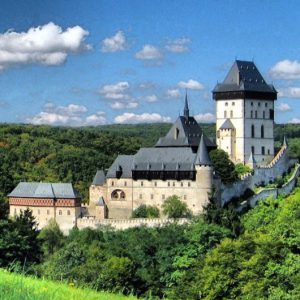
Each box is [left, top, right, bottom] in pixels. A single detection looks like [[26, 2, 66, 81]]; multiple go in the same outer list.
[[132, 204, 160, 218], [0, 268, 136, 300], [162, 195, 191, 218], [235, 163, 252, 175], [0, 209, 41, 269], [209, 149, 238, 184]]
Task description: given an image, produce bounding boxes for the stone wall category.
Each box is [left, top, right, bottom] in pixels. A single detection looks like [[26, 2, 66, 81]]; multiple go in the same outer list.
[[220, 144, 296, 205], [77, 217, 189, 231]]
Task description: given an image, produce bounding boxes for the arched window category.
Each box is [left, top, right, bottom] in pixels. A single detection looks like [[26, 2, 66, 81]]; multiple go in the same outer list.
[[111, 190, 119, 200], [251, 125, 255, 138], [111, 189, 126, 200], [261, 125, 264, 138]]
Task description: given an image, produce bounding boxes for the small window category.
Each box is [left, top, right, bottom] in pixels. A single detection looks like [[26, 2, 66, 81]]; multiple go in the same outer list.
[[67, 210, 71, 216], [184, 195, 187, 200], [268, 149, 270, 155], [14, 208, 17, 215], [255, 111, 258, 118], [173, 182, 175, 187], [230, 111, 233, 118], [251, 102, 253, 106], [262, 146, 265, 155], [265, 103, 268, 107], [141, 181, 143, 187], [225, 102, 228, 106], [263, 111, 265, 119], [59, 210, 62, 216], [224, 111, 227, 118], [162, 194, 165, 200], [139, 194, 142, 200], [258, 102, 261, 107], [261, 125, 264, 138], [38, 209, 40, 215], [111, 181, 114, 186], [154, 182, 157, 187], [181, 182, 183, 187], [232, 102, 235, 106], [168, 182, 170, 187], [251, 146, 255, 154], [151, 194, 154, 200], [188, 182, 191, 187], [251, 124, 255, 138], [124, 181, 127, 187], [47, 210, 50, 215], [251, 111, 253, 118]]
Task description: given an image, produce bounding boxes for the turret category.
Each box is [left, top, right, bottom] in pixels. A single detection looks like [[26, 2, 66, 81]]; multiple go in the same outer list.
[[184, 90, 189, 120]]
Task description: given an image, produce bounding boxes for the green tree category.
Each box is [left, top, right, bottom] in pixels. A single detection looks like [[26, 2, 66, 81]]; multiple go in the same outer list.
[[162, 195, 191, 218], [210, 149, 238, 184], [132, 204, 160, 218]]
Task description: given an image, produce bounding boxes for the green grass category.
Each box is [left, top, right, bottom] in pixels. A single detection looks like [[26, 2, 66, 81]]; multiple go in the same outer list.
[[0, 269, 137, 300]]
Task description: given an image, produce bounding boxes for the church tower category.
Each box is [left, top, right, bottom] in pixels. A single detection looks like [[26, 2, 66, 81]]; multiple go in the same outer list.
[[213, 60, 277, 166]]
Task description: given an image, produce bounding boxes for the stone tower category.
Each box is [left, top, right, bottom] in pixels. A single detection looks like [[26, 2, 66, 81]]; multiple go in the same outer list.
[[213, 60, 277, 166]]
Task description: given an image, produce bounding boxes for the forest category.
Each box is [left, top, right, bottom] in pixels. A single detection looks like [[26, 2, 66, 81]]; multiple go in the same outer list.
[[0, 122, 300, 299]]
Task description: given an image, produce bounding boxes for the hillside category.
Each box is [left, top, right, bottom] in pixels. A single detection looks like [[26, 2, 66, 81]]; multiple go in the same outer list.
[[0, 269, 136, 300]]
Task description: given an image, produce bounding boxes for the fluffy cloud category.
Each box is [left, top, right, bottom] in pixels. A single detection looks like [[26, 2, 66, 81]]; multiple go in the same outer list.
[[166, 88, 181, 98], [110, 101, 138, 109], [276, 103, 292, 112], [269, 60, 300, 80], [278, 87, 300, 98], [135, 45, 162, 60], [101, 31, 127, 53], [165, 38, 190, 53], [0, 22, 90, 70], [194, 113, 215, 123], [27, 103, 106, 126], [100, 81, 130, 100], [145, 95, 158, 102], [114, 112, 171, 124], [289, 118, 300, 124], [178, 79, 204, 90]]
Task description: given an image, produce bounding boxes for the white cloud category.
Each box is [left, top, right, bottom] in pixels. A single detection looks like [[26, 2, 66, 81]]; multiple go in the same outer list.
[[178, 79, 204, 90], [135, 44, 162, 60], [145, 95, 158, 102], [194, 113, 215, 123], [27, 103, 107, 126], [165, 38, 190, 53], [101, 30, 127, 53], [276, 103, 292, 112], [278, 87, 300, 98], [114, 112, 171, 124], [288, 118, 300, 124], [100, 81, 130, 100], [269, 60, 300, 80], [166, 88, 180, 98], [0, 22, 90, 70], [110, 101, 138, 109]]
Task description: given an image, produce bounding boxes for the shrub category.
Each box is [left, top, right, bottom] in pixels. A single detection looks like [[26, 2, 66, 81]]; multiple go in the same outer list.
[[162, 195, 191, 218], [132, 205, 159, 218]]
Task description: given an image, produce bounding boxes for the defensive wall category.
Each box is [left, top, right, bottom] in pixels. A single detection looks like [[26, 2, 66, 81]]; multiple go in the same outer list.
[[220, 143, 298, 206], [77, 217, 189, 231]]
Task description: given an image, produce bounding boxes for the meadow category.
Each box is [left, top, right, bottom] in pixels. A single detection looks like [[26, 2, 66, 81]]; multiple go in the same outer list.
[[0, 269, 136, 300]]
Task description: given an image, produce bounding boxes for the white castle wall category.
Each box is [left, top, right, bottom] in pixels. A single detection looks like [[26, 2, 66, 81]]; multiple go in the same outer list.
[[77, 217, 189, 231]]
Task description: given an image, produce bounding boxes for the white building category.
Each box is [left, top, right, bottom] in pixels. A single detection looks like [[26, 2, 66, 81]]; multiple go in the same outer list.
[[213, 60, 277, 166]]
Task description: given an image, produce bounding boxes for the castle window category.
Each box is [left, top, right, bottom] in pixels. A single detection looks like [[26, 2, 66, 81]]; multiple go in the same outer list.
[[67, 210, 71, 216], [168, 182, 170, 187], [251, 125, 255, 138], [120, 191, 126, 199], [47, 210, 50, 215], [232, 102, 235, 106], [251, 146, 255, 154], [139, 194, 142, 200], [151, 194, 154, 200], [258, 102, 261, 107], [14, 208, 17, 215], [230, 111, 233, 118], [265, 103, 268, 107], [38, 209, 40, 215], [181, 182, 183, 187], [141, 181, 143, 187], [251, 102, 253, 106], [154, 182, 157, 187], [175, 128, 179, 140], [59, 210, 62, 215], [255, 111, 258, 118], [225, 102, 228, 106], [261, 125, 265, 138], [188, 182, 191, 187], [269, 109, 274, 120], [251, 111, 253, 118], [173, 182, 175, 187], [262, 146, 265, 155], [224, 111, 227, 118], [111, 181, 114, 186], [162, 194, 165, 200], [124, 181, 127, 187], [263, 111, 265, 119], [268, 149, 270, 155], [184, 195, 187, 200]]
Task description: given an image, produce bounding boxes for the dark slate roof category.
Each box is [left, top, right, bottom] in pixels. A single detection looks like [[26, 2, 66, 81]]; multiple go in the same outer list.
[[195, 134, 212, 166], [155, 116, 215, 149], [96, 196, 105, 206], [9, 182, 80, 198], [213, 60, 277, 95], [220, 119, 235, 130], [106, 155, 135, 178], [92, 170, 106, 186]]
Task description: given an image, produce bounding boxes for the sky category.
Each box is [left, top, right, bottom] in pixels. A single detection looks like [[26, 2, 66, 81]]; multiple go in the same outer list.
[[0, 0, 300, 126]]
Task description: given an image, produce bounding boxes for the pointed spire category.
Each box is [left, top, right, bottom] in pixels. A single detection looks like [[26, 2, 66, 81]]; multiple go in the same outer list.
[[246, 151, 256, 169], [184, 89, 189, 119], [195, 134, 212, 166], [283, 135, 288, 148]]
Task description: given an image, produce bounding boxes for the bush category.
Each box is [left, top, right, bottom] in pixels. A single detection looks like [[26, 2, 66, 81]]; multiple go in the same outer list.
[[132, 205, 159, 218], [162, 195, 191, 218], [235, 163, 252, 176]]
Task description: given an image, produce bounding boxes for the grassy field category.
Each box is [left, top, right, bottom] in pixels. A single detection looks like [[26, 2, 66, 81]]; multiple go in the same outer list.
[[0, 269, 137, 300]]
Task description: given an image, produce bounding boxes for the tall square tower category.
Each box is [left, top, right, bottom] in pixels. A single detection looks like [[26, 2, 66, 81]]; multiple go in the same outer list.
[[213, 60, 277, 166]]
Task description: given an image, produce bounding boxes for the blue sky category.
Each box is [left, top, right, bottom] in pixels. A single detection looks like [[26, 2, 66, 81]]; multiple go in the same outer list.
[[0, 0, 300, 125]]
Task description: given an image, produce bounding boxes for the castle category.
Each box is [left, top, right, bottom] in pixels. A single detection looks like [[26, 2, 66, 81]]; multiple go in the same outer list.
[[9, 60, 296, 233]]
